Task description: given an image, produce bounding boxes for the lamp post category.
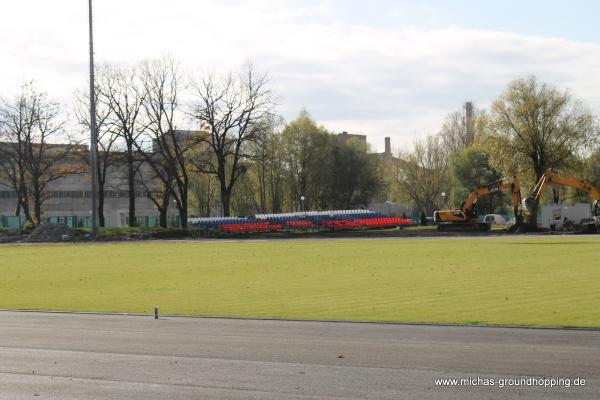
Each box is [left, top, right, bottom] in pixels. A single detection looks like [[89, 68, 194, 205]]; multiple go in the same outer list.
[[300, 196, 305, 214], [88, 0, 99, 237], [441, 192, 446, 208], [173, 199, 178, 227]]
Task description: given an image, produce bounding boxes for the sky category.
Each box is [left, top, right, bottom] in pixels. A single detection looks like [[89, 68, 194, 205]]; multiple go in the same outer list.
[[1, 0, 600, 151]]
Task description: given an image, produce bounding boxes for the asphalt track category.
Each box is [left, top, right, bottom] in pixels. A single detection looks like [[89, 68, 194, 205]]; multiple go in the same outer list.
[[1, 312, 599, 399]]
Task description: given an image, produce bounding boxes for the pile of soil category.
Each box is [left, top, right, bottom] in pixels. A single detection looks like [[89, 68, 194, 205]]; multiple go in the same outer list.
[[26, 223, 75, 243]]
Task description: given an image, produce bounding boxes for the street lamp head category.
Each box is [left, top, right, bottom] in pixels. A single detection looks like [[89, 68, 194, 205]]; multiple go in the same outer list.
[[300, 196, 305, 201]]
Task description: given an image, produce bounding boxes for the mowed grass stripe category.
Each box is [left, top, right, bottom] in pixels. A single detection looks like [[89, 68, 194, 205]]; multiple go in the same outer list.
[[0, 237, 598, 327]]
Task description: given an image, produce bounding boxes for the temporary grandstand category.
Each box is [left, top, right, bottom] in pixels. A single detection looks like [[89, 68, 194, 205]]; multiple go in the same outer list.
[[189, 210, 414, 233]]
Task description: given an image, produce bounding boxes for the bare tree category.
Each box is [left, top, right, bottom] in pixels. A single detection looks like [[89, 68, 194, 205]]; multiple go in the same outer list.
[[0, 90, 34, 222], [190, 172, 217, 217], [74, 81, 120, 227], [439, 103, 481, 155], [190, 64, 275, 216], [0, 82, 80, 225], [136, 166, 171, 227], [136, 57, 193, 228], [96, 64, 146, 227], [395, 135, 448, 215]]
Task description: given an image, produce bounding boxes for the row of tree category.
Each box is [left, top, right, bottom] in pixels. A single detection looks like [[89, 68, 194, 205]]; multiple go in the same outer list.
[[0, 84, 78, 225], [394, 75, 599, 224], [0, 59, 280, 227], [0, 58, 386, 227], [191, 111, 385, 217], [2, 65, 598, 228]]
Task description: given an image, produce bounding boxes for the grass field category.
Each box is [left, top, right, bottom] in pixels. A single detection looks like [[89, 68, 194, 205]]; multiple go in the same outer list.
[[1, 236, 599, 328]]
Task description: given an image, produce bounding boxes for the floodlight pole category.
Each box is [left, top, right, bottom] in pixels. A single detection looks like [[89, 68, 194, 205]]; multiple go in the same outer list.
[[88, 0, 100, 237]]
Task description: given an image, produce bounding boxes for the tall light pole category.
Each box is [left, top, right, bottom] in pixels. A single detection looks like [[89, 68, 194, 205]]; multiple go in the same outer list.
[[88, 0, 99, 237]]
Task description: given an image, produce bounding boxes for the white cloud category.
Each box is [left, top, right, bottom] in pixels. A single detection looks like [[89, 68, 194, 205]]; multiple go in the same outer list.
[[1, 0, 600, 151]]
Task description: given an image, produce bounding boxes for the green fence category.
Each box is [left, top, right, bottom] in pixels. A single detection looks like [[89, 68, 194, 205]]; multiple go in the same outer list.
[[125, 215, 180, 228], [0, 216, 27, 229], [45, 216, 93, 228], [1, 215, 180, 229], [46, 216, 169, 228]]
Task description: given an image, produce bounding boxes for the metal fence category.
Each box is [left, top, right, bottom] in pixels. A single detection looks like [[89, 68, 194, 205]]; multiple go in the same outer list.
[[0, 216, 26, 229], [1, 215, 180, 229], [45, 216, 93, 228]]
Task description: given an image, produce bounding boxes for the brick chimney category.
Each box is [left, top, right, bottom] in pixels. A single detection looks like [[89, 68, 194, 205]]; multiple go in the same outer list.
[[384, 137, 391, 154], [465, 102, 473, 139]]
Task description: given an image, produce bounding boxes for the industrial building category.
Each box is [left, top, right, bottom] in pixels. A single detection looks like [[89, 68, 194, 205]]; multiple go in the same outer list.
[[0, 146, 179, 228]]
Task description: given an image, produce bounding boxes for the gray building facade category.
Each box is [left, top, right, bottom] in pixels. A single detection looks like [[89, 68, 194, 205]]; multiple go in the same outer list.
[[0, 151, 178, 228]]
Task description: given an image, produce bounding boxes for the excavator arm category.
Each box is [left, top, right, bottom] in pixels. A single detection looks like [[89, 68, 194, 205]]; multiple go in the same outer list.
[[461, 177, 521, 218], [434, 176, 522, 230], [524, 169, 600, 216]]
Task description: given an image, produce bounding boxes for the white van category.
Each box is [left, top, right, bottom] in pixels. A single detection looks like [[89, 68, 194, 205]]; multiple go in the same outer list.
[[484, 214, 511, 225]]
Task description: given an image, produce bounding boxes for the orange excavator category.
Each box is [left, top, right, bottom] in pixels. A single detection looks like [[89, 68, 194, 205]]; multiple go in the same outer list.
[[434, 176, 523, 231], [523, 168, 600, 231]]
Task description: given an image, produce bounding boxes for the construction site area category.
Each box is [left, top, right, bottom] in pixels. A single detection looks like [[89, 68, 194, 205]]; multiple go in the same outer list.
[[2, 164, 600, 243]]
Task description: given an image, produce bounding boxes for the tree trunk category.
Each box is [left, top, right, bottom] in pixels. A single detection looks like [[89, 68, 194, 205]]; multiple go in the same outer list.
[[98, 185, 105, 227], [127, 149, 136, 227], [258, 164, 267, 213], [160, 184, 171, 228], [218, 166, 231, 216], [159, 206, 168, 228], [18, 182, 33, 224], [178, 191, 188, 229], [33, 193, 42, 226], [22, 203, 33, 225], [221, 189, 231, 217]]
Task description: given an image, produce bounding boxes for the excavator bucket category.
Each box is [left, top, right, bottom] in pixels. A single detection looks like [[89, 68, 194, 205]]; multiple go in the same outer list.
[[522, 197, 537, 214]]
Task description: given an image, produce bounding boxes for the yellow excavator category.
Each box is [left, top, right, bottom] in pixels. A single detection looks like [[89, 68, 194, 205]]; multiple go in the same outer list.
[[434, 176, 522, 231], [523, 168, 600, 232]]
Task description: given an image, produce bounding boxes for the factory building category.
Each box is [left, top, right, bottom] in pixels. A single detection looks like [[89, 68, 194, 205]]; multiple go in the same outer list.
[[0, 145, 178, 228]]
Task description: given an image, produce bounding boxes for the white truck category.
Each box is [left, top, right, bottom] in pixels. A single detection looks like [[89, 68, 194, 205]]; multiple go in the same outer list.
[[540, 204, 592, 231]]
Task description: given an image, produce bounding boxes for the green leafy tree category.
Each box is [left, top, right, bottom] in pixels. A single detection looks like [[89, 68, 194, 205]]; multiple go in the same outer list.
[[584, 149, 600, 190], [250, 116, 286, 213], [329, 139, 384, 209], [485, 75, 596, 223], [449, 147, 502, 215], [281, 111, 334, 211]]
